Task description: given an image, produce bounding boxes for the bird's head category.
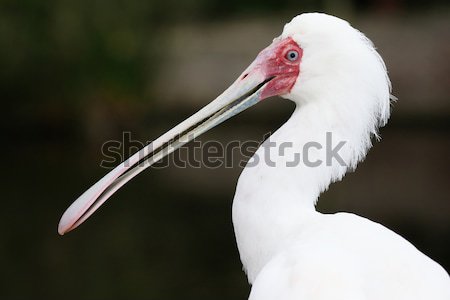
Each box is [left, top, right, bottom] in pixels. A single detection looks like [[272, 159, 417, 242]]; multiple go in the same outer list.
[[58, 13, 392, 235], [228, 13, 391, 105]]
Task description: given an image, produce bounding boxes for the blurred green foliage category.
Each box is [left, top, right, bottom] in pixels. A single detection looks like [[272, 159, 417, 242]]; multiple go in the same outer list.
[[1, 1, 158, 106], [0, 0, 447, 111]]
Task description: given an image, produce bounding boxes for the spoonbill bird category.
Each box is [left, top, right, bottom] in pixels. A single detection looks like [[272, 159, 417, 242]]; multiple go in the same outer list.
[[59, 13, 450, 299]]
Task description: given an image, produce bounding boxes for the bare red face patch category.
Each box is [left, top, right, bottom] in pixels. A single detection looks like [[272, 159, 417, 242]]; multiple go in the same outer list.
[[250, 37, 302, 99]]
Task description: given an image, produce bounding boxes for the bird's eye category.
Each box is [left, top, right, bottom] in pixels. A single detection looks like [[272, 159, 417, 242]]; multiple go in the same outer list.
[[286, 50, 299, 62]]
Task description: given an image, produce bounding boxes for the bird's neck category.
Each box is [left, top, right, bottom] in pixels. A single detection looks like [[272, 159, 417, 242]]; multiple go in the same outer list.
[[232, 98, 370, 283]]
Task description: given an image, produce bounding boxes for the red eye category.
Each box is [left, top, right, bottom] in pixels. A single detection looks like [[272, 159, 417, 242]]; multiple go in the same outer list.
[[286, 50, 299, 61]]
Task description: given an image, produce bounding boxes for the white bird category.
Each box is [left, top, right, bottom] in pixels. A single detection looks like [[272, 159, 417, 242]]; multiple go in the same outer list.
[[58, 13, 450, 300]]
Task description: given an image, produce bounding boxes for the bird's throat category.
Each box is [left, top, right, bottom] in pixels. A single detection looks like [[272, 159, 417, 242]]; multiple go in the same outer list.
[[231, 101, 358, 283]]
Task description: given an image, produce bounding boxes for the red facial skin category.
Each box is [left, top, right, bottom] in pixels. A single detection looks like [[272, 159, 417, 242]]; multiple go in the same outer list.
[[243, 37, 302, 100]]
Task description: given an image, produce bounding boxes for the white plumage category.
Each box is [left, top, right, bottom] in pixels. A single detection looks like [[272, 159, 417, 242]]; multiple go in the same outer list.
[[58, 13, 450, 300], [234, 13, 450, 299]]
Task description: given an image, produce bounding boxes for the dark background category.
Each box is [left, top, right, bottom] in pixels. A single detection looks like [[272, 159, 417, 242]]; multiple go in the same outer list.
[[1, 0, 449, 299]]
